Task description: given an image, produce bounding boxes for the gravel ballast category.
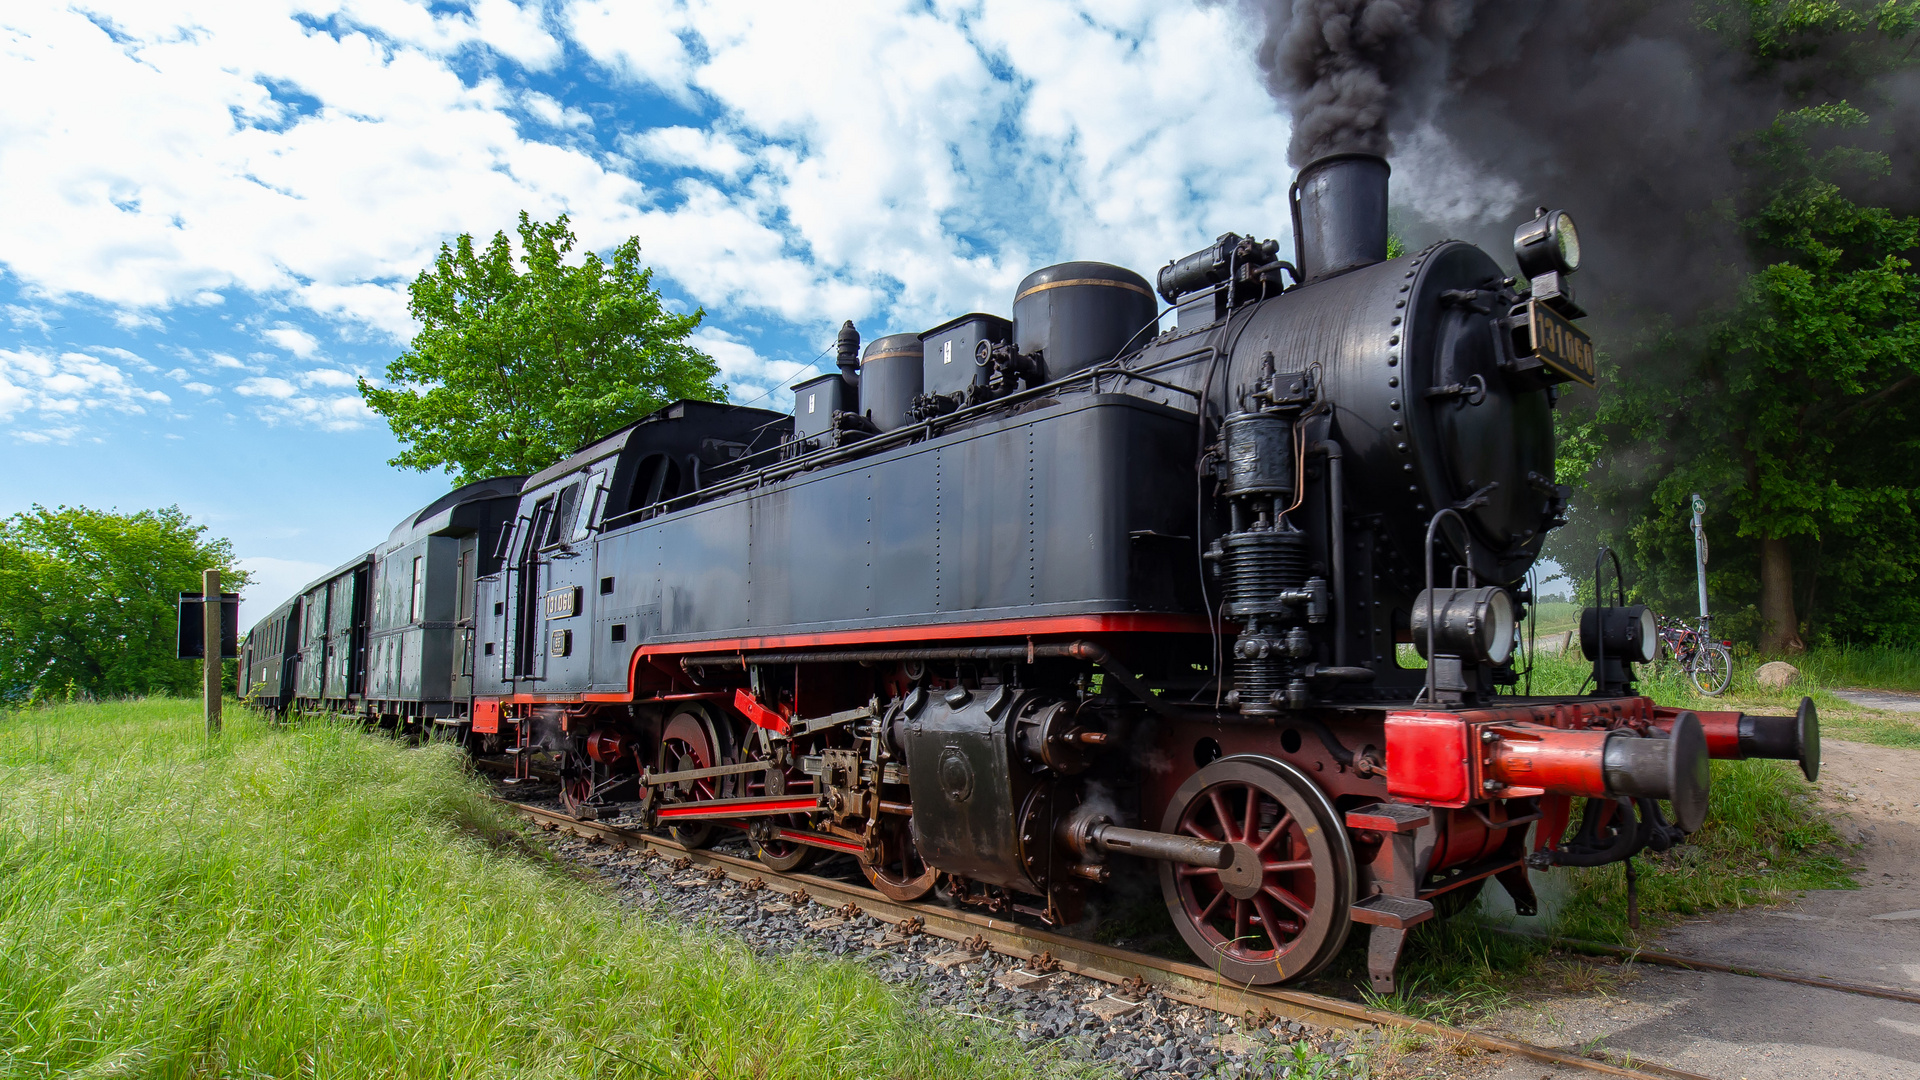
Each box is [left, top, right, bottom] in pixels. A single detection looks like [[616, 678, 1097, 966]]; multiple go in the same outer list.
[[522, 800, 1377, 1080]]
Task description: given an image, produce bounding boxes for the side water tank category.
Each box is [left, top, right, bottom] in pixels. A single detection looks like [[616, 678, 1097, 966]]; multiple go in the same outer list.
[[860, 334, 924, 431], [1012, 261, 1158, 381]]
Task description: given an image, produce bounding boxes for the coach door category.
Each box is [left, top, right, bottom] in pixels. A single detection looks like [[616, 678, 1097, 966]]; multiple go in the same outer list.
[[323, 569, 365, 700], [297, 588, 327, 699], [281, 599, 302, 701]]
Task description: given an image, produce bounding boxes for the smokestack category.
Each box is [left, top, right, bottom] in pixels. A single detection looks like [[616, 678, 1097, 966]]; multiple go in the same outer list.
[[1290, 152, 1391, 282], [835, 320, 861, 388]]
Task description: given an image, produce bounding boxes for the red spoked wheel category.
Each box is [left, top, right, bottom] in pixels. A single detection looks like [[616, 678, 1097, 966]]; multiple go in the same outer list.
[[1159, 756, 1353, 985], [657, 709, 732, 848], [744, 753, 817, 873], [558, 751, 595, 818], [862, 813, 937, 902]]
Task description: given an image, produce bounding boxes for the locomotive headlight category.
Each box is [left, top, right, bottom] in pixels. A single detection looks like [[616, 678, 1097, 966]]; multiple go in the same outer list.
[[1580, 604, 1658, 664], [1513, 208, 1581, 278], [1412, 587, 1517, 665]]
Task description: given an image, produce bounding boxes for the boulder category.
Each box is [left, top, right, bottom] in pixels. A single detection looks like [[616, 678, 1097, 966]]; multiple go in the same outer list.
[[1755, 660, 1800, 689]]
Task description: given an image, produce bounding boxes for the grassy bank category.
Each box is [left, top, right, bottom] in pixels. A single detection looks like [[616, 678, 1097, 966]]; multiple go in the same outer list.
[[0, 699, 1047, 1079]]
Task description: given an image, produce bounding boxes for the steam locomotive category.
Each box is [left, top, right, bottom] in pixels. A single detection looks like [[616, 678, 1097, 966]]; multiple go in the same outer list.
[[240, 153, 1820, 991]]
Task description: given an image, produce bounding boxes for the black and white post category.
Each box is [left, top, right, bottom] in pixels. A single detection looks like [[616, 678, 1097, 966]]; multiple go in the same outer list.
[[1690, 493, 1710, 623], [203, 568, 222, 736]]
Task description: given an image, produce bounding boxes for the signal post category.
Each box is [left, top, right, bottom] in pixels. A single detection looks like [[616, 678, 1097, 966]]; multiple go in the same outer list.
[[203, 568, 221, 736]]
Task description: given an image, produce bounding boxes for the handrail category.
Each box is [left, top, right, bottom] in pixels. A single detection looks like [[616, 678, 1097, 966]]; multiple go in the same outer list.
[[1422, 508, 1475, 704]]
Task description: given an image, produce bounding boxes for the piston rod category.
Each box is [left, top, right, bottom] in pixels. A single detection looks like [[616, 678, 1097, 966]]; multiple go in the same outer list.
[[1058, 810, 1232, 869], [1089, 823, 1233, 868]]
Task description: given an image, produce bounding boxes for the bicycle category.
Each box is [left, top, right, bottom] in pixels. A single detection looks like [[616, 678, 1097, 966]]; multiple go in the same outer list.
[[1656, 614, 1733, 696]]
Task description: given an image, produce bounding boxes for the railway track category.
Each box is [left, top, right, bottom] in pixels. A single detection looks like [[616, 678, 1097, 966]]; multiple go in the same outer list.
[[499, 796, 1712, 1080]]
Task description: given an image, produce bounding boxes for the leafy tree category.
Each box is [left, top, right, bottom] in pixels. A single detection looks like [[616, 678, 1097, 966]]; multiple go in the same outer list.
[[0, 505, 250, 702], [1552, 104, 1920, 652], [362, 213, 725, 485]]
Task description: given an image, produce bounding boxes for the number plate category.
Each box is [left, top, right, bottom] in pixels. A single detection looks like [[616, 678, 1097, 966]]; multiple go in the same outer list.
[[543, 586, 580, 618], [1529, 299, 1596, 388]]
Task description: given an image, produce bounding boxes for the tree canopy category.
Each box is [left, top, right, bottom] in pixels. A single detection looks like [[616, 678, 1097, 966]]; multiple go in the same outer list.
[[362, 213, 726, 485], [1552, 99, 1920, 652], [0, 505, 249, 702]]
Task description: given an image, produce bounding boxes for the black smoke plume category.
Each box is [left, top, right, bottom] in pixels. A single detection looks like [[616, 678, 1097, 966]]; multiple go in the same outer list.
[[1250, 1, 1920, 329]]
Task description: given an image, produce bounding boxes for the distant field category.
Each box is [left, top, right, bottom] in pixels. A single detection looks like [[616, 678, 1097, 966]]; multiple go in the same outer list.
[[0, 700, 1046, 1079], [1524, 600, 1581, 640]]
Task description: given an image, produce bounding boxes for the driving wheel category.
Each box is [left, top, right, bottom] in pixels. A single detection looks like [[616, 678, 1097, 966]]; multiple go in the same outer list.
[[1159, 755, 1354, 985], [657, 709, 732, 848], [745, 751, 817, 873], [862, 813, 937, 901], [557, 750, 595, 818]]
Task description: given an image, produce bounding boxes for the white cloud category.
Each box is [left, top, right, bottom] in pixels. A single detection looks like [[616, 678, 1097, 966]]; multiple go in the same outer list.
[[626, 126, 754, 178], [0, 1, 633, 340], [183, 381, 218, 395], [2, 0, 1301, 407], [262, 325, 321, 358], [690, 324, 825, 409], [563, 0, 694, 101], [302, 367, 360, 388], [567, 0, 1297, 333], [235, 376, 299, 399], [4, 304, 52, 332], [0, 347, 172, 441], [235, 373, 373, 430], [521, 90, 593, 130], [112, 309, 164, 332]]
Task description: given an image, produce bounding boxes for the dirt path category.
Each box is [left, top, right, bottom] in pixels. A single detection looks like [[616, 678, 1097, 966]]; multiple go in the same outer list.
[[1835, 689, 1920, 714], [1454, 735, 1920, 1079]]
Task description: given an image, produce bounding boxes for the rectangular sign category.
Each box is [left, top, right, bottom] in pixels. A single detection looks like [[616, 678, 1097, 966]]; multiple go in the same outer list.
[[543, 586, 581, 618], [1529, 299, 1596, 388], [176, 592, 240, 659]]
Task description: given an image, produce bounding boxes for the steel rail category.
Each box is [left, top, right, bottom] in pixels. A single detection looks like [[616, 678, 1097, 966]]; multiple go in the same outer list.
[[498, 797, 1709, 1080], [1504, 930, 1920, 1008]]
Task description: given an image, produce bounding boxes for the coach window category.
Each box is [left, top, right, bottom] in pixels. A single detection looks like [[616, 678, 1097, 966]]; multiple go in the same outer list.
[[409, 556, 425, 623]]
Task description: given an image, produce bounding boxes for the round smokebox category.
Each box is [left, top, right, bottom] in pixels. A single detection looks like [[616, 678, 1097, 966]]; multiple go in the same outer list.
[[1012, 261, 1157, 382], [859, 334, 924, 432]]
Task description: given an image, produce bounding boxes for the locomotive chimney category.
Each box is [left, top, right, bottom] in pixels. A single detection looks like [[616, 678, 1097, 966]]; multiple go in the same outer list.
[[836, 320, 861, 389], [1289, 153, 1390, 283]]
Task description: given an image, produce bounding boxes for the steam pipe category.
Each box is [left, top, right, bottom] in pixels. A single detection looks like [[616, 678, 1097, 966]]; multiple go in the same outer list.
[[1311, 439, 1346, 666]]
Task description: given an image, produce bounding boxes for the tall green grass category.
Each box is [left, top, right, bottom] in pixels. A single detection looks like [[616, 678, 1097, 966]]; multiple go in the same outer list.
[[0, 699, 1047, 1079], [1796, 645, 1920, 693], [1554, 757, 1849, 942]]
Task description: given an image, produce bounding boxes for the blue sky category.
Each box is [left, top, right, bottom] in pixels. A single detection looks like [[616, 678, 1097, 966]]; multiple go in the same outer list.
[[0, 1, 1567, 622]]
